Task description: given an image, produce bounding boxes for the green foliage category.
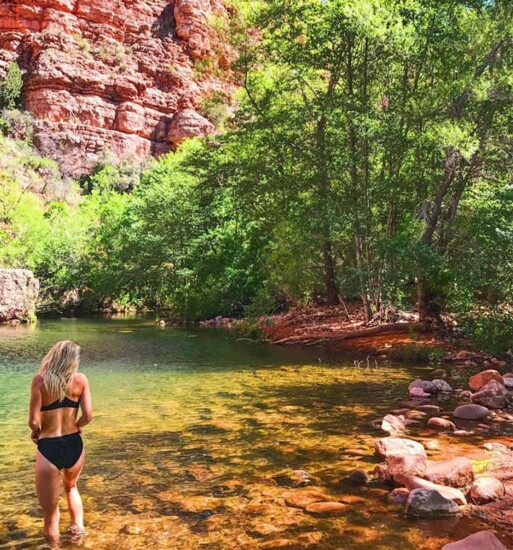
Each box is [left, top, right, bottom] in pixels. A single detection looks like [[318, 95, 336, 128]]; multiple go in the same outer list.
[[0, 109, 34, 142], [0, 62, 23, 111]]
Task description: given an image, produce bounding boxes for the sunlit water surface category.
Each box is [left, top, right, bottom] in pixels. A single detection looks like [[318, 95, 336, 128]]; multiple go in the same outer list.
[[0, 317, 509, 549]]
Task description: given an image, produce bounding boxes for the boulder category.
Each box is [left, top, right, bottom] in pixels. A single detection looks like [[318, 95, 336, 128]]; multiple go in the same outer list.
[[503, 373, 513, 389], [441, 530, 507, 550], [404, 489, 460, 518], [424, 457, 474, 488], [470, 477, 506, 503], [432, 379, 453, 393], [409, 387, 431, 398], [373, 464, 393, 485], [397, 474, 467, 505], [387, 454, 427, 478], [471, 380, 508, 409], [375, 437, 426, 460], [0, 269, 39, 322], [344, 469, 370, 486], [454, 404, 491, 420], [428, 417, 456, 431], [469, 370, 504, 392], [381, 414, 407, 435], [409, 379, 435, 395]]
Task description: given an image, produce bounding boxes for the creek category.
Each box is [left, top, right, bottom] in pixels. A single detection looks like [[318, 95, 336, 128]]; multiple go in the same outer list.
[[0, 316, 507, 549]]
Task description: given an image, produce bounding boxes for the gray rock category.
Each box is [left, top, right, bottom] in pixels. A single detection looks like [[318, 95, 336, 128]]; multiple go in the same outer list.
[[0, 269, 39, 322], [454, 404, 491, 420], [404, 489, 460, 518], [432, 379, 453, 393]]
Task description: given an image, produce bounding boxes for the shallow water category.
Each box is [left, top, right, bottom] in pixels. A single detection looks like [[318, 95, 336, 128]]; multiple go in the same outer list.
[[0, 316, 510, 549]]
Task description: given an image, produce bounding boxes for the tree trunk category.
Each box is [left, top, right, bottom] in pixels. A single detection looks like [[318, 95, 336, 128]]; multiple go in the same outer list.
[[323, 239, 339, 305]]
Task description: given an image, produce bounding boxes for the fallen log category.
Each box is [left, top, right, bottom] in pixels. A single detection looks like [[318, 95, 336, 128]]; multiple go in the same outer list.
[[273, 322, 432, 346]]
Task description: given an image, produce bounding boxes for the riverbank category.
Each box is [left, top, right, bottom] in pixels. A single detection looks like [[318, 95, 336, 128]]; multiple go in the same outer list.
[[242, 304, 510, 367]]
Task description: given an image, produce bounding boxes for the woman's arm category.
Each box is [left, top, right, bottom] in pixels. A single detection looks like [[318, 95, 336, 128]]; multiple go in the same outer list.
[[77, 374, 92, 431], [28, 375, 42, 440]]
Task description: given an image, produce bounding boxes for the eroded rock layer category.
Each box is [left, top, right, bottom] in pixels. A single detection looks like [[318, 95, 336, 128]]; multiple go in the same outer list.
[[0, 269, 39, 322], [0, 0, 233, 175]]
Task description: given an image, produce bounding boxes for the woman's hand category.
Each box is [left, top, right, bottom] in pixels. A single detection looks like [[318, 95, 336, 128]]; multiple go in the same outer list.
[[31, 428, 40, 443]]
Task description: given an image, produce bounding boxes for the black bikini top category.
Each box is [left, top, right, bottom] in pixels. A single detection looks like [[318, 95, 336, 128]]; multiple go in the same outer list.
[[40, 396, 80, 412]]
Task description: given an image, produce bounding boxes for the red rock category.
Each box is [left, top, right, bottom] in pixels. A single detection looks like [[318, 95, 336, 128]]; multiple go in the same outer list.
[[454, 404, 491, 420], [386, 454, 427, 478], [471, 380, 508, 409], [441, 530, 507, 550], [0, 0, 234, 176], [470, 477, 506, 503], [409, 386, 431, 398], [469, 370, 504, 391], [502, 373, 513, 388], [305, 501, 346, 515], [375, 437, 426, 459], [424, 457, 474, 488], [381, 414, 407, 435], [397, 474, 467, 505], [373, 464, 393, 484], [428, 417, 456, 431], [283, 489, 329, 509]]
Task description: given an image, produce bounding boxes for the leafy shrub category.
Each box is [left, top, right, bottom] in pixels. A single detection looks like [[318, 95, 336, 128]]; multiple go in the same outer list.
[[0, 62, 23, 111], [0, 109, 34, 142]]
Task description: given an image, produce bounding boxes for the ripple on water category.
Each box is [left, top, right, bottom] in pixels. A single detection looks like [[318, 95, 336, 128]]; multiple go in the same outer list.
[[0, 316, 511, 549]]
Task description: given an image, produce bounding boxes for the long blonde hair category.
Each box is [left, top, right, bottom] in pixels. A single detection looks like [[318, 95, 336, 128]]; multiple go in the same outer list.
[[39, 340, 80, 400]]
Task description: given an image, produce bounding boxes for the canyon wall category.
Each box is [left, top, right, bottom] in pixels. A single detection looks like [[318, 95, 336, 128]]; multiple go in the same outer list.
[[0, 0, 234, 176]]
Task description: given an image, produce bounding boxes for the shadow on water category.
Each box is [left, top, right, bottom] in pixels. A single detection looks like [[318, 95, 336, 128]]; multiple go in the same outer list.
[[0, 318, 512, 549]]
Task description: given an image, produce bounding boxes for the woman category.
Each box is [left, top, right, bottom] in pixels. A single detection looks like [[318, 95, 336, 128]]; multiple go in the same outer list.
[[28, 340, 92, 540]]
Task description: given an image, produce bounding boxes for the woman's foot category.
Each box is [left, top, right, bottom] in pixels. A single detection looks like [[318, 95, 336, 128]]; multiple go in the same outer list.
[[67, 523, 87, 537]]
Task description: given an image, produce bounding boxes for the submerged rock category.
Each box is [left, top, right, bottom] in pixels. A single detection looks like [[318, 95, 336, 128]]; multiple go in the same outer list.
[[454, 404, 491, 420], [404, 488, 459, 518], [470, 477, 506, 503], [388, 488, 410, 505], [428, 417, 456, 431], [345, 469, 370, 486], [283, 489, 329, 509], [441, 530, 507, 550], [469, 370, 504, 392], [305, 501, 346, 515], [424, 457, 474, 488]]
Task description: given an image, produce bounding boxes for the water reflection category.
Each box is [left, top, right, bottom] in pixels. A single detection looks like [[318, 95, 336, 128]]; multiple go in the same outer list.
[[0, 317, 508, 549]]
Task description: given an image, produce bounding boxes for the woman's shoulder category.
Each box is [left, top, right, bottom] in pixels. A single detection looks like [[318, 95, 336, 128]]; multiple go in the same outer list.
[[74, 372, 89, 386], [31, 374, 44, 388]]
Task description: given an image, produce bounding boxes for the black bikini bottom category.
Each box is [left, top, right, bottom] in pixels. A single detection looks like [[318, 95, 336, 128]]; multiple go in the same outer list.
[[37, 432, 83, 470]]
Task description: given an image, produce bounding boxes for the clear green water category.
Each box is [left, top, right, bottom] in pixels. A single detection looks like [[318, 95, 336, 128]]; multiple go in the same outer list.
[[0, 317, 506, 549]]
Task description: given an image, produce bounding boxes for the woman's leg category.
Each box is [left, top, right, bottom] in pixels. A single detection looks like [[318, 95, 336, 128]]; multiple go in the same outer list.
[[63, 449, 85, 531], [35, 451, 62, 539]]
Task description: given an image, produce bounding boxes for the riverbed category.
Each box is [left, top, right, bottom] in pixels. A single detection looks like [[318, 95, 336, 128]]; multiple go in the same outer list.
[[0, 316, 508, 549]]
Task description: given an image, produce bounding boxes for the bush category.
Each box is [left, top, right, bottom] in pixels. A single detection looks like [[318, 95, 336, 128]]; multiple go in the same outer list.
[[0, 109, 34, 142], [0, 62, 24, 110], [460, 307, 513, 356]]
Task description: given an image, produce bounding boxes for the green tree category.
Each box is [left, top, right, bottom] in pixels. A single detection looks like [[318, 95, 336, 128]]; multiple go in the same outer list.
[[0, 62, 24, 110]]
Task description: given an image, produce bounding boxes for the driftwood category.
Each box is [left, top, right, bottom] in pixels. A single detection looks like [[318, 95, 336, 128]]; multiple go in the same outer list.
[[273, 322, 432, 347]]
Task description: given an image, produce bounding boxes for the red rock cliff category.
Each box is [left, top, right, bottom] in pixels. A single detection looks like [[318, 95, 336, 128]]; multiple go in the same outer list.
[[0, 0, 234, 176]]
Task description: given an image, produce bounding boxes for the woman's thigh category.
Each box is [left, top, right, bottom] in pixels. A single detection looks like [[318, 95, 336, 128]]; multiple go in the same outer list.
[[63, 449, 85, 488], [35, 451, 62, 509]]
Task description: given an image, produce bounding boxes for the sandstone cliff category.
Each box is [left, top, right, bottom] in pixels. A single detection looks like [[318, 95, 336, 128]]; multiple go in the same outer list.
[[0, 0, 235, 176], [0, 269, 39, 322]]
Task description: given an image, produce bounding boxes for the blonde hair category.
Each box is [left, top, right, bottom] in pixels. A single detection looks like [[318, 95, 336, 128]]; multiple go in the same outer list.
[[39, 340, 80, 400]]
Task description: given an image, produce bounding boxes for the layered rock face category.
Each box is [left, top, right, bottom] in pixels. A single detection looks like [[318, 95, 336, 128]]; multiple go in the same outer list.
[[0, 0, 234, 176], [0, 269, 39, 322]]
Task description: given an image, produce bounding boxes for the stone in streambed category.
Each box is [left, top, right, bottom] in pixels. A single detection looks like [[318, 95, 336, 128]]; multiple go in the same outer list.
[[374, 437, 426, 459], [404, 489, 460, 518], [396, 474, 467, 505], [388, 488, 409, 505], [469, 370, 504, 392], [502, 373, 513, 389], [283, 489, 329, 509], [428, 417, 456, 431], [381, 414, 407, 435], [423, 457, 474, 488], [373, 464, 393, 485], [470, 477, 506, 503], [426, 440, 440, 451], [430, 369, 448, 379], [305, 501, 346, 515], [432, 379, 453, 393], [416, 404, 441, 414], [386, 454, 426, 478], [409, 386, 431, 398], [406, 410, 428, 421], [345, 469, 369, 486], [471, 380, 508, 409], [441, 530, 507, 550], [454, 430, 470, 436], [454, 404, 491, 420]]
